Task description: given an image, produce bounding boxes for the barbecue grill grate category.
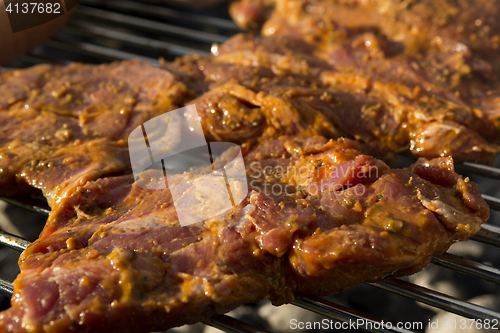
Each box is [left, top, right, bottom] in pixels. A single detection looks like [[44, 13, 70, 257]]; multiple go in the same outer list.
[[2, 1, 500, 332]]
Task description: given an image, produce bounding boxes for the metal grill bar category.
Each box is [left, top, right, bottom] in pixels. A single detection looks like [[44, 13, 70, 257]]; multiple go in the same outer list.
[[0, 197, 50, 216], [471, 224, 500, 247], [0, 278, 13, 297], [369, 278, 500, 321], [17, 55, 61, 65], [292, 295, 416, 333], [46, 38, 160, 64], [64, 22, 208, 57], [80, 0, 239, 31], [481, 194, 500, 211], [76, 6, 229, 45], [0, 231, 31, 252], [431, 253, 500, 285], [208, 315, 271, 333], [456, 162, 500, 181]]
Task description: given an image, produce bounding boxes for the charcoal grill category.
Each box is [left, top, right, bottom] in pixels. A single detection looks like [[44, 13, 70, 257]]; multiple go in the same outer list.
[[2, 1, 500, 332]]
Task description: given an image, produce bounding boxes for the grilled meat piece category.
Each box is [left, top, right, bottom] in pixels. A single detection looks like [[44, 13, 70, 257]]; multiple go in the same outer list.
[[232, 0, 500, 74], [163, 39, 345, 145], [0, 136, 488, 332], [0, 60, 188, 203], [230, 0, 275, 30], [229, 0, 500, 162], [0, 55, 398, 204], [167, 32, 500, 163]]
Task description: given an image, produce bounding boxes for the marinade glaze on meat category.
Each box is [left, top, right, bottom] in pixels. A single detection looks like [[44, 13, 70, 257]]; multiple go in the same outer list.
[[0, 1, 495, 331], [229, 0, 500, 163], [0, 58, 384, 204], [0, 136, 488, 332], [2, 7, 500, 208], [0, 61, 187, 203]]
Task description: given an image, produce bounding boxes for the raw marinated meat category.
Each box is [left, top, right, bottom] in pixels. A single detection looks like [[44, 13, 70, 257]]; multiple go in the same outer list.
[[0, 136, 488, 332], [0, 60, 187, 203], [229, 0, 500, 162]]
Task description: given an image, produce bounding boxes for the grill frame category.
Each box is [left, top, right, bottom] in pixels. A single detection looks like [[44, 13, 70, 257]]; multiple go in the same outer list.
[[2, 1, 500, 332]]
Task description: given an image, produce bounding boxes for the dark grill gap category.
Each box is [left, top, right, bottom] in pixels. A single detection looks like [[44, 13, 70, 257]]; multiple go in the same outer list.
[[2, 1, 500, 332]]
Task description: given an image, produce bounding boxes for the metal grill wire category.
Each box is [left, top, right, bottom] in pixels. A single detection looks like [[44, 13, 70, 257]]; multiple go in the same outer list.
[[1, 1, 500, 332]]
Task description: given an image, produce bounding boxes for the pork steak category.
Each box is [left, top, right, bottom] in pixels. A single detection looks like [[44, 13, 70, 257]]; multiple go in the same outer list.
[[228, 0, 500, 163], [0, 136, 488, 332], [0, 60, 188, 204]]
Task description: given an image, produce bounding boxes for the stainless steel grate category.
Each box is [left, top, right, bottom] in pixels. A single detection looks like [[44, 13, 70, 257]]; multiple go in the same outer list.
[[2, 1, 500, 332]]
